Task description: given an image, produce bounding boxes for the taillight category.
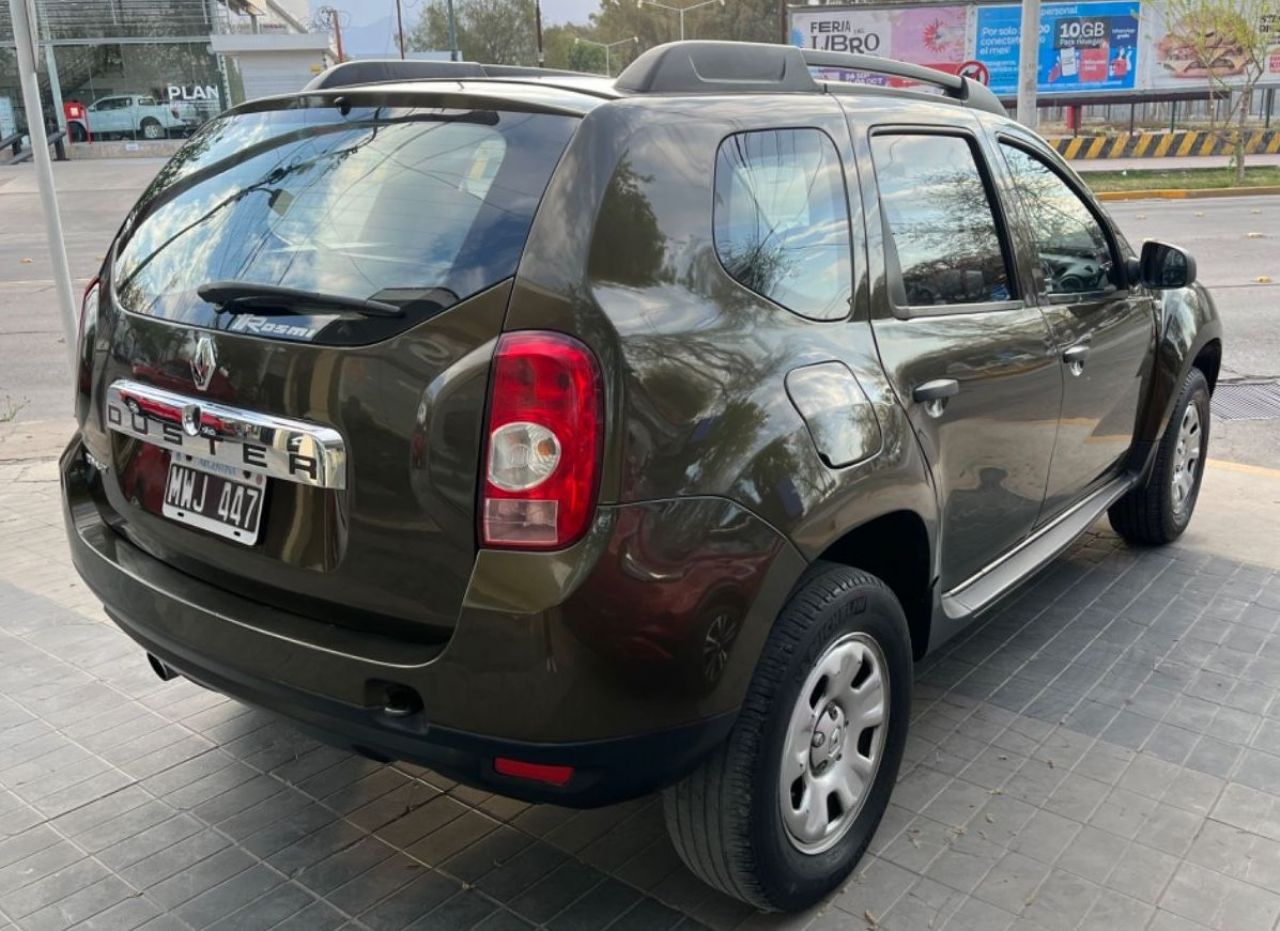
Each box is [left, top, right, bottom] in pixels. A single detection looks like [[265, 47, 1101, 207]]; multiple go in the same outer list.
[[481, 331, 603, 550]]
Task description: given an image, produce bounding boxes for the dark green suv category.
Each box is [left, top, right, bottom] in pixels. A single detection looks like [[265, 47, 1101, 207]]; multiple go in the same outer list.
[[61, 41, 1222, 911]]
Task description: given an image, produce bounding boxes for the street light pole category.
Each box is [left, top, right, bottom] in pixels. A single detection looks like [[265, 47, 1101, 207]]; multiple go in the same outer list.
[[535, 0, 545, 67], [636, 0, 725, 42], [8, 0, 77, 374], [394, 0, 405, 59], [573, 36, 639, 75], [446, 0, 459, 61], [1016, 0, 1040, 128]]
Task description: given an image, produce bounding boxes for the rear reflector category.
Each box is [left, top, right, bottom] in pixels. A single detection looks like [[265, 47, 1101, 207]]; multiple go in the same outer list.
[[481, 331, 603, 550], [493, 757, 575, 786]]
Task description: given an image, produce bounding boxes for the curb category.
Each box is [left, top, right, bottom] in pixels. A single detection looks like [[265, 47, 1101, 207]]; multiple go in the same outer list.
[[1094, 185, 1280, 201]]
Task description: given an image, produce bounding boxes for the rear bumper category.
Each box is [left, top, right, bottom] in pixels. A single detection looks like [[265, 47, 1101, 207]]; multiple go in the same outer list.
[[62, 437, 804, 805], [106, 604, 733, 806]]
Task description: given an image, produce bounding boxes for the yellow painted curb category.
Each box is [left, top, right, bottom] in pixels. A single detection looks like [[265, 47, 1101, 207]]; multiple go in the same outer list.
[[1095, 185, 1280, 201], [1206, 459, 1280, 480]]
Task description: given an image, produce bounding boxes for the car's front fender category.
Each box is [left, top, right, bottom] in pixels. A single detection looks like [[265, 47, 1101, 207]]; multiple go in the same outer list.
[[1129, 282, 1223, 479]]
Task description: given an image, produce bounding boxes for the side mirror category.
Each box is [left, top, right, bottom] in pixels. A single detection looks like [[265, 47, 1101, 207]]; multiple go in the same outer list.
[[1139, 240, 1196, 290]]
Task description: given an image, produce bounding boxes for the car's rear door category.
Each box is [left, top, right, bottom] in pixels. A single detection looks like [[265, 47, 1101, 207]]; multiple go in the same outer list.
[[849, 108, 1062, 594], [992, 132, 1156, 522]]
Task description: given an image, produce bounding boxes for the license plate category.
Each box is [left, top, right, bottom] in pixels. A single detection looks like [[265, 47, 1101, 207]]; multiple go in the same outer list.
[[162, 461, 265, 546]]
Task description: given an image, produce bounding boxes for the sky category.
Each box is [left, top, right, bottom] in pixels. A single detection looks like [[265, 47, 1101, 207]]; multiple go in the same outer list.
[[307, 0, 599, 57]]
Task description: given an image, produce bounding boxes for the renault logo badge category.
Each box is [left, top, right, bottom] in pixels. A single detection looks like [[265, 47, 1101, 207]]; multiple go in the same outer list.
[[191, 336, 217, 392]]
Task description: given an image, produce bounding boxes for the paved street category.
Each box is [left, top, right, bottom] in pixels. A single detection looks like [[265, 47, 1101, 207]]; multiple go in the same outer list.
[[1, 156, 1280, 930]]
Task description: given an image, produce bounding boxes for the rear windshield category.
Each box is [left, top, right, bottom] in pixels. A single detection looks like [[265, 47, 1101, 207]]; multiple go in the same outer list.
[[112, 101, 576, 343]]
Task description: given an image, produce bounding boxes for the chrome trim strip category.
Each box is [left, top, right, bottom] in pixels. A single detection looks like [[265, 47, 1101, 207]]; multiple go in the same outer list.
[[105, 379, 347, 490], [942, 474, 1134, 617]]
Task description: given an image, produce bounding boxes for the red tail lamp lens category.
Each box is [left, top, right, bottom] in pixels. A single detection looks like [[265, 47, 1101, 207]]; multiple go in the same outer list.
[[481, 331, 603, 550], [493, 757, 575, 786]]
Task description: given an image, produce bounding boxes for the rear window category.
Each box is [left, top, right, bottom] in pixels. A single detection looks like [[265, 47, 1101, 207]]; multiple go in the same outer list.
[[113, 101, 576, 344], [713, 129, 853, 321]]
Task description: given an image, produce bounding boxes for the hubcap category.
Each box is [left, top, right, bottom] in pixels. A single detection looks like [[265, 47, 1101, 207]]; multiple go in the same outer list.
[[779, 632, 888, 855], [1171, 402, 1202, 516]]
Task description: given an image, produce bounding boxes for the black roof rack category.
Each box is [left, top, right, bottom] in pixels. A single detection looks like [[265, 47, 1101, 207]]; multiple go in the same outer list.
[[614, 41, 1007, 117], [303, 58, 586, 91]]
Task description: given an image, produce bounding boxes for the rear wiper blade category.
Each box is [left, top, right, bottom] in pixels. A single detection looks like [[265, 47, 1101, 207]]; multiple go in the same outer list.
[[197, 281, 403, 318]]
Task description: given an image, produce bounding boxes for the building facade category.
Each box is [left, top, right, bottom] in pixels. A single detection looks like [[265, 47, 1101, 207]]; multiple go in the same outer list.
[[0, 0, 330, 143]]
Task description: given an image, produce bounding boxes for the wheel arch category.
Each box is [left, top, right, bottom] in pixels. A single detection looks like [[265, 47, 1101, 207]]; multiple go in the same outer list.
[[1192, 337, 1222, 393], [816, 509, 933, 660], [1129, 283, 1224, 480]]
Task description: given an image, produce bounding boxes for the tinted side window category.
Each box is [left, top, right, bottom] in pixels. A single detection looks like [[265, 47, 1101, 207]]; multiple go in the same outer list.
[[1000, 144, 1117, 296], [714, 129, 852, 321], [871, 133, 1012, 308]]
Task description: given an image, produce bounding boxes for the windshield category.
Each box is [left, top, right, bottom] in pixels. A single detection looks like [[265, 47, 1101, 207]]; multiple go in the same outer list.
[[113, 101, 576, 343]]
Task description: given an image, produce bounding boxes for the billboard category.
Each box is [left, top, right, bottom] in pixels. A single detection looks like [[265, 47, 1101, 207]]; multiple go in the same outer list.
[[1143, 4, 1280, 89], [790, 5, 969, 75], [975, 2, 1139, 95], [790, 0, 1278, 97]]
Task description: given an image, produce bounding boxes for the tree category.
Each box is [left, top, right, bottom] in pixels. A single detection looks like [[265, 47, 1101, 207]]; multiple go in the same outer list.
[[409, 0, 540, 65], [1156, 0, 1280, 184]]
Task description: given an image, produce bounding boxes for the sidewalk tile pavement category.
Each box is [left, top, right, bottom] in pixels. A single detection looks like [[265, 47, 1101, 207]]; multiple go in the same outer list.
[[2, 452, 1280, 930]]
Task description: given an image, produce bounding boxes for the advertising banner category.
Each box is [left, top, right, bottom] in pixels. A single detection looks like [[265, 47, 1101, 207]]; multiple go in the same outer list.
[[791, 0, 1143, 97], [790, 5, 970, 82], [1143, 4, 1280, 89], [975, 1, 1140, 95]]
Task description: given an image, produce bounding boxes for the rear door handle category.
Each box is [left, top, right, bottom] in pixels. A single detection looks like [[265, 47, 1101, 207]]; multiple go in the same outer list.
[[1063, 344, 1090, 374], [912, 379, 960, 403], [912, 379, 959, 418]]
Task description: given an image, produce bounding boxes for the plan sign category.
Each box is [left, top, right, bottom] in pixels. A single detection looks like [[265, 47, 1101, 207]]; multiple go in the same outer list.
[[166, 84, 220, 103]]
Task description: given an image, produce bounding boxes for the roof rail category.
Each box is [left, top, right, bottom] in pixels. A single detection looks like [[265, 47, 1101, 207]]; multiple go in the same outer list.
[[613, 41, 1007, 117], [801, 49, 1006, 117], [303, 59, 584, 91]]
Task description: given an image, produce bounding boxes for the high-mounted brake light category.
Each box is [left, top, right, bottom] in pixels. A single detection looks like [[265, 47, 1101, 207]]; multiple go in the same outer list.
[[481, 331, 603, 550]]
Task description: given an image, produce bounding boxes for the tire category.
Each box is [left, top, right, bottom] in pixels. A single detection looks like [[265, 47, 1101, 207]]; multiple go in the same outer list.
[[140, 118, 163, 140], [1108, 366, 1210, 545], [68, 122, 88, 143], [663, 563, 912, 911]]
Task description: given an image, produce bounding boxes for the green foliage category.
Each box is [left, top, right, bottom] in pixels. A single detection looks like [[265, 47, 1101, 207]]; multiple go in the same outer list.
[[409, 0, 541, 65], [409, 0, 781, 72]]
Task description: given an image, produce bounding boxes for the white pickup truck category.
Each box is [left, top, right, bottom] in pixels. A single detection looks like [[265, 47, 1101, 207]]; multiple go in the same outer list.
[[68, 95, 194, 141]]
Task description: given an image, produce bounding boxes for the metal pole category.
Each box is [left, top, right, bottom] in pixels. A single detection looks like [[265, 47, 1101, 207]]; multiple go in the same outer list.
[[446, 0, 459, 61], [394, 0, 405, 59], [1267, 88, 1274, 130], [331, 8, 345, 62], [1016, 0, 1040, 128], [604, 46, 610, 75], [679, 7, 685, 40], [8, 0, 77, 373], [35, 1, 64, 133], [779, 0, 787, 44], [535, 0, 544, 66]]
